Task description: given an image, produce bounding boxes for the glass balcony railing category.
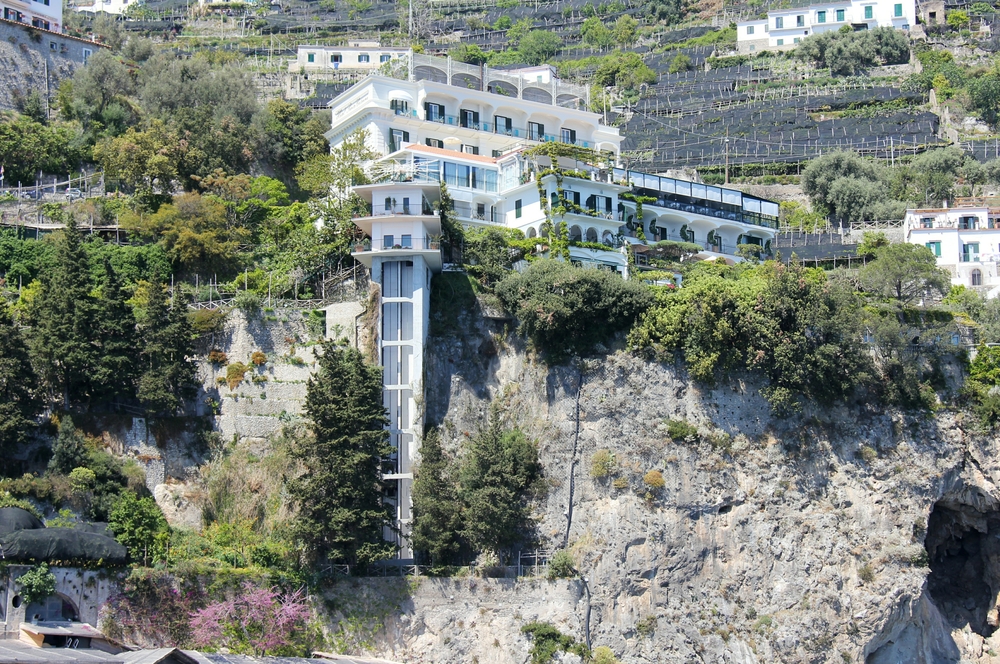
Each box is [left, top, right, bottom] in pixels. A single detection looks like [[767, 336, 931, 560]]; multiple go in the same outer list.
[[352, 237, 441, 253], [395, 107, 594, 149], [354, 204, 435, 218], [962, 253, 981, 263]]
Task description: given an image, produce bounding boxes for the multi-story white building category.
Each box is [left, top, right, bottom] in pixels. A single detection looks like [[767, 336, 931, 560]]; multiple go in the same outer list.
[[2, 0, 63, 32], [74, 0, 137, 16], [736, 0, 915, 53], [328, 53, 779, 559], [292, 42, 410, 74], [905, 206, 1000, 296]]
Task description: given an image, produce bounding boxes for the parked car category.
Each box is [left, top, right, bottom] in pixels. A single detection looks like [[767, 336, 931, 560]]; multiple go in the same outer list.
[[65, 188, 83, 200], [20, 190, 42, 200]]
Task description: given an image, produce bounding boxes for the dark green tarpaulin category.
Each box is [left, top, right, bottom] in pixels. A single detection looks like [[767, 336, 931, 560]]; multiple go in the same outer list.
[[0, 528, 126, 563]]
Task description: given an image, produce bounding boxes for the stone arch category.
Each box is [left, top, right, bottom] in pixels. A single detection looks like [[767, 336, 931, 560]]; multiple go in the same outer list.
[[487, 80, 518, 97], [556, 93, 584, 109], [26, 593, 78, 624], [452, 73, 482, 89], [527, 227, 537, 238], [522, 87, 553, 105], [602, 230, 615, 245], [973, 269, 983, 286], [569, 225, 583, 242], [585, 227, 598, 242]]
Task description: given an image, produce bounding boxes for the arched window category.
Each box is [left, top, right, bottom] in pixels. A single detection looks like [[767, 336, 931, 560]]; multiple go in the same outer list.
[[972, 269, 983, 286]]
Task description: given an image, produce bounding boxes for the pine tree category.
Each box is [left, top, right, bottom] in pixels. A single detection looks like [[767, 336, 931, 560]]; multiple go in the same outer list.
[[93, 258, 138, 404], [290, 342, 394, 566], [459, 410, 541, 560], [49, 415, 90, 475], [27, 218, 100, 409], [411, 428, 464, 566], [137, 282, 197, 415], [0, 304, 40, 468]]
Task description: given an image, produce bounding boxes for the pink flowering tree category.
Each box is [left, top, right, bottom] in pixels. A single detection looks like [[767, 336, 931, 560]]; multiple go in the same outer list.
[[190, 584, 313, 655]]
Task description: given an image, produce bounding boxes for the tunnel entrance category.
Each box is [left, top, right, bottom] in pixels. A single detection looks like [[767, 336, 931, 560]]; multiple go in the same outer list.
[[924, 499, 1000, 637]]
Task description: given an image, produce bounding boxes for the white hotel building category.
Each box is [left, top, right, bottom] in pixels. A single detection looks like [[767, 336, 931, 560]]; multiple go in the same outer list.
[[326, 53, 780, 559], [905, 206, 1000, 297], [2, 0, 63, 32], [737, 0, 915, 53]]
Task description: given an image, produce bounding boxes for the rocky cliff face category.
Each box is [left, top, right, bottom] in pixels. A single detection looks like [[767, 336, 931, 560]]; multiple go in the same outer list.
[[362, 310, 1000, 664]]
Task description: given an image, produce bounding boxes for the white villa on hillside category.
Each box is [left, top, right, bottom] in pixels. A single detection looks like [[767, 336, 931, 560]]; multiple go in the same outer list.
[[291, 42, 410, 74], [905, 206, 1000, 297], [737, 0, 915, 53], [2, 0, 63, 32], [326, 53, 780, 559]]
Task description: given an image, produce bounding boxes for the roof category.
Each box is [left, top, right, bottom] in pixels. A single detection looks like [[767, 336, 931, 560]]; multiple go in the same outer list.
[[116, 649, 209, 664], [0, 642, 121, 663], [22, 623, 106, 639]]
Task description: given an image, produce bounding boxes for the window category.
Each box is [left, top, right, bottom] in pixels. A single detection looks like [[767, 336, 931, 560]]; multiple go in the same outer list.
[[563, 190, 581, 206], [894, 3, 902, 16], [777, 38, 784, 45], [926, 241, 941, 257], [973, 269, 983, 286], [82, 48, 92, 63], [460, 109, 480, 129], [775, 16, 783, 28], [383, 235, 395, 248], [817, 10, 826, 22], [425, 102, 445, 123], [560, 128, 577, 144], [358, 54, 370, 63], [796, 14, 804, 26], [961, 216, 979, 230], [963, 242, 980, 262], [380, 54, 392, 63], [528, 122, 544, 140], [402, 197, 410, 214], [400, 234, 412, 248], [515, 200, 522, 218], [307, 53, 315, 63], [747, 25, 754, 34], [921, 217, 934, 228], [794, 37, 800, 43], [331, 54, 342, 63], [494, 115, 513, 135], [477, 203, 486, 218], [389, 128, 410, 151], [492, 149, 503, 158], [426, 138, 444, 148], [864, 5, 873, 19], [462, 145, 480, 155], [49, 41, 56, 50], [836, 8, 844, 21], [390, 99, 409, 115]]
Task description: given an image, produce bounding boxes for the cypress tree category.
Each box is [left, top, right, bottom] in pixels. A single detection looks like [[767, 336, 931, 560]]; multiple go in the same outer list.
[[27, 217, 100, 409], [49, 414, 90, 475], [290, 341, 394, 566], [137, 282, 197, 415], [0, 304, 40, 468], [93, 258, 139, 404], [411, 428, 464, 566], [459, 410, 541, 560]]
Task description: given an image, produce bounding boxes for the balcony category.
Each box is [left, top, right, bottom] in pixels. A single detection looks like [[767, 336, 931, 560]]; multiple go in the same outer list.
[[453, 203, 500, 224], [351, 236, 443, 271], [962, 253, 981, 263], [394, 108, 596, 149], [354, 203, 436, 219]]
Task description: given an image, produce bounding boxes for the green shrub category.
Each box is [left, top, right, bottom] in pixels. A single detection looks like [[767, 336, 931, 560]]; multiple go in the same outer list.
[[612, 477, 629, 490], [547, 549, 576, 579], [521, 622, 589, 664], [233, 290, 262, 314], [753, 615, 773, 631], [0, 493, 43, 518], [69, 467, 97, 493], [225, 362, 249, 390], [859, 445, 877, 463], [666, 419, 698, 442], [635, 615, 656, 637], [495, 259, 653, 361], [642, 470, 665, 490], [859, 563, 875, 583], [592, 646, 620, 664], [188, 309, 227, 335], [250, 351, 267, 366], [590, 449, 616, 478], [208, 349, 228, 364], [18, 563, 56, 605]]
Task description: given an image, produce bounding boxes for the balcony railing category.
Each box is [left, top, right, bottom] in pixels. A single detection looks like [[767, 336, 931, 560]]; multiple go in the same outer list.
[[354, 204, 435, 218], [393, 108, 595, 149], [453, 203, 500, 224], [962, 253, 981, 262], [353, 237, 441, 253]]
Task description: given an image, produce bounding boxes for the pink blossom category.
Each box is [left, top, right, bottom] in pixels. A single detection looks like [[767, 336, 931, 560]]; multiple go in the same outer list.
[[190, 583, 312, 655]]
